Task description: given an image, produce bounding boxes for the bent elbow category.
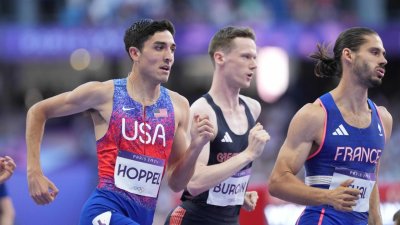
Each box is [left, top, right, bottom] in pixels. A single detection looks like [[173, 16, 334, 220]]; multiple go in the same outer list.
[[27, 103, 38, 119], [27, 102, 48, 120], [267, 177, 281, 198], [170, 186, 183, 193], [168, 180, 184, 193], [186, 182, 203, 197]]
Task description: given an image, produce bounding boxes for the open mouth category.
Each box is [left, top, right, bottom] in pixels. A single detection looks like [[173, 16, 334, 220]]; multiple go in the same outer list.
[[376, 68, 385, 78], [160, 65, 170, 72]]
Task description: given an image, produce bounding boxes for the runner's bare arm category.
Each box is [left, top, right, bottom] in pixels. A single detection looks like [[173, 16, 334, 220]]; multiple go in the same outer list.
[[268, 103, 360, 210], [166, 92, 214, 192], [369, 106, 393, 225], [26, 81, 112, 205]]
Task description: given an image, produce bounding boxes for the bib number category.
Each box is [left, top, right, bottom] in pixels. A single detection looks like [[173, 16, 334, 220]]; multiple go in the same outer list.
[[207, 168, 251, 206], [114, 150, 164, 198], [329, 167, 376, 212]]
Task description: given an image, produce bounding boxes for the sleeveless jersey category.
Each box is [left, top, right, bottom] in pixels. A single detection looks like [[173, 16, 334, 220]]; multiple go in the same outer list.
[[179, 93, 255, 223], [96, 78, 175, 210], [298, 93, 385, 224]]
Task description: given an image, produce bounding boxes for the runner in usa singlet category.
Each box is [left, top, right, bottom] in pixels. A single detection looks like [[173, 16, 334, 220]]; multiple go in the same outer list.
[[80, 78, 175, 225], [297, 93, 385, 225]]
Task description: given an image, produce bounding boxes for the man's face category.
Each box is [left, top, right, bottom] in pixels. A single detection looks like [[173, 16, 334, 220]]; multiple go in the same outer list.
[[352, 34, 387, 88], [136, 30, 176, 83], [222, 37, 257, 89]]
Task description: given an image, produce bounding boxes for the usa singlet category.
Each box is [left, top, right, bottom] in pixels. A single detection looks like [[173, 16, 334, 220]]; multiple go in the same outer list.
[[297, 93, 385, 225], [165, 93, 255, 225], [80, 78, 175, 225]]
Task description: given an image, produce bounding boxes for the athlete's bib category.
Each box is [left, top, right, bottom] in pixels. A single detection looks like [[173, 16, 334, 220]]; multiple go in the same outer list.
[[207, 168, 251, 206], [114, 150, 164, 198], [329, 167, 376, 212]]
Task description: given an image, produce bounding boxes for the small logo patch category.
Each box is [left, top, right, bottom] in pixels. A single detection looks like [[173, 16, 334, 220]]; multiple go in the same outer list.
[[332, 124, 349, 136], [92, 211, 111, 225], [221, 132, 233, 143]]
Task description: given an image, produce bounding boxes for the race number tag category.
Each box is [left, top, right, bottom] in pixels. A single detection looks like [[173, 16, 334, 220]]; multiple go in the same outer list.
[[207, 168, 251, 206], [329, 167, 376, 212], [114, 150, 165, 198]]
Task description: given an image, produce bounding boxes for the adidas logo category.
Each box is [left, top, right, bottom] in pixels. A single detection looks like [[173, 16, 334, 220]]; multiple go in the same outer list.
[[332, 124, 349, 136], [221, 132, 233, 143]]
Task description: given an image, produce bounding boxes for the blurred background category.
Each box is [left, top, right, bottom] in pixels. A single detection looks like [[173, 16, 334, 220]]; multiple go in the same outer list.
[[0, 0, 400, 224]]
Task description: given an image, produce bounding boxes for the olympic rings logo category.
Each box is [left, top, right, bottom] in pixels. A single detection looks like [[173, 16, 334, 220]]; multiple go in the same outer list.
[[133, 186, 144, 193]]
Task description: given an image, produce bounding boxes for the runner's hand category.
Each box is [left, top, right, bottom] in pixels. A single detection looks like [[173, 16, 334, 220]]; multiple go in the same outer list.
[[0, 156, 16, 183], [242, 191, 259, 211], [28, 171, 59, 205], [190, 114, 214, 151], [328, 179, 360, 212], [245, 123, 270, 160]]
